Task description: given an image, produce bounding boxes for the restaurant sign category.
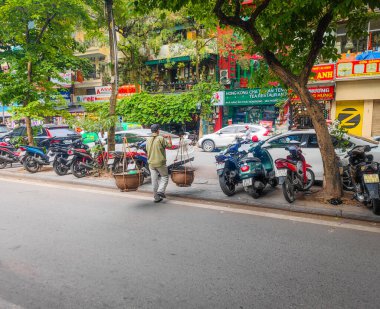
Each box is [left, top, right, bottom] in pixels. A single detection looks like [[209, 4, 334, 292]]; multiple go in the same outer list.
[[224, 87, 287, 106], [309, 64, 335, 82], [336, 60, 380, 79], [291, 86, 335, 101]]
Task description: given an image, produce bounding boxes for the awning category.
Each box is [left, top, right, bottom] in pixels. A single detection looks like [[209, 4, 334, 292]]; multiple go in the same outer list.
[[145, 56, 191, 66]]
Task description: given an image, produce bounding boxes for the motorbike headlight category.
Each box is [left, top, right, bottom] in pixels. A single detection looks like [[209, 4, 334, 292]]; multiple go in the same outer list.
[[361, 166, 367, 171]]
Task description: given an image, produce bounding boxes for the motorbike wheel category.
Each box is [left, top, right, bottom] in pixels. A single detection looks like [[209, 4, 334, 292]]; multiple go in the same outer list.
[[342, 169, 354, 191], [247, 186, 262, 199], [71, 159, 87, 178], [303, 168, 315, 191], [53, 160, 68, 176], [219, 169, 236, 196], [0, 160, 7, 169], [282, 176, 295, 203], [372, 198, 380, 215], [269, 178, 278, 188], [23, 155, 40, 173]]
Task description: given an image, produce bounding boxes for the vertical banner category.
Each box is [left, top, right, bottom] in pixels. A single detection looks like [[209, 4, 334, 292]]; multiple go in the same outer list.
[[335, 101, 364, 136]]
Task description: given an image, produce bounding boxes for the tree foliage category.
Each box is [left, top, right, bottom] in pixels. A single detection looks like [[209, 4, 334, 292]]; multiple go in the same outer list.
[[0, 0, 92, 143]]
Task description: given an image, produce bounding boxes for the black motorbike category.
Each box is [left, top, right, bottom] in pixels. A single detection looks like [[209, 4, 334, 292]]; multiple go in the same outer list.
[[346, 145, 380, 215], [51, 139, 89, 176]]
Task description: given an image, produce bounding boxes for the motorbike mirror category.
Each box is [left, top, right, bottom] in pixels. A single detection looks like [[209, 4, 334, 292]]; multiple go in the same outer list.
[[364, 145, 371, 152]]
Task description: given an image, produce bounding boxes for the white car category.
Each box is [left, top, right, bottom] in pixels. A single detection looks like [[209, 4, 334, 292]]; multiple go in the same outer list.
[[111, 129, 195, 169], [198, 124, 270, 152], [263, 129, 380, 181]]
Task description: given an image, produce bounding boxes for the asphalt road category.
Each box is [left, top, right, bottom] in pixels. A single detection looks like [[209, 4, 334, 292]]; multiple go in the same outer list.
[[1, 179, 380, 309]]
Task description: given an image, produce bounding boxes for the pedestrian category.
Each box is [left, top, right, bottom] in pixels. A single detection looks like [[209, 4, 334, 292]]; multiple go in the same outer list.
[[146, 124, 172, 203]]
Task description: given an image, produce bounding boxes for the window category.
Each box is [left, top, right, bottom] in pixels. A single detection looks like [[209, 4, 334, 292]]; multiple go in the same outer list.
[[269, 134, 303, 147], [236, 126, 258, 133], [12, 127, 25, 136], [307, 134, 319, 148], [220, 126, 237, 134], [47, 128, 76, 137]]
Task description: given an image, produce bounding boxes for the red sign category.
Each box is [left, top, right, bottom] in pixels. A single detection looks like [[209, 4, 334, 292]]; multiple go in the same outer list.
[[309, 64, 335, 81], [291, 86, 335, 101], [336, 60, 380, 79]]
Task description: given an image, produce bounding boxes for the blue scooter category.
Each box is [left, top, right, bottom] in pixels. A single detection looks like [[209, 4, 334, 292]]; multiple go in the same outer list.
[[22, 138, 53, 173], [215, 138, 251, 196]]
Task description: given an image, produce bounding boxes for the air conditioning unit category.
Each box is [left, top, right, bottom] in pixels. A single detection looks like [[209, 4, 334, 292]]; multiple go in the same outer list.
[[219, 69, 230, 84]]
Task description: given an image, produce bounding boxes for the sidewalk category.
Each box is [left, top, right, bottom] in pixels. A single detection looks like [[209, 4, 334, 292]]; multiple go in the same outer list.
[[1, 164, 380, 223]]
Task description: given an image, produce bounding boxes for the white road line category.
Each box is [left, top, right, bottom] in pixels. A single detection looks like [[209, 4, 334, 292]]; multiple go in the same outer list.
[[2, 177, 380, 234]]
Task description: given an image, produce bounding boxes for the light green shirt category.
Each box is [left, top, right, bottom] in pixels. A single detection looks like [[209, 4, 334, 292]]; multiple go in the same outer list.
[[146, 133, 172, 168]]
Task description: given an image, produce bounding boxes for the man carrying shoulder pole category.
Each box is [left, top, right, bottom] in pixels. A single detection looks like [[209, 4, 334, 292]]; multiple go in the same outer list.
[[146, 124, 172, 203]]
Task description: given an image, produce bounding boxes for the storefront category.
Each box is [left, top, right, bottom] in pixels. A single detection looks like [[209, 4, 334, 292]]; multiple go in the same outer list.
[[333, 59, 380, 137], [222, 87, 287, 127]]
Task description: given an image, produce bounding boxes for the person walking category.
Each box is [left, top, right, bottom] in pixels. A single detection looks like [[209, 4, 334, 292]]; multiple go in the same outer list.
[[146, 124, 172, 203]]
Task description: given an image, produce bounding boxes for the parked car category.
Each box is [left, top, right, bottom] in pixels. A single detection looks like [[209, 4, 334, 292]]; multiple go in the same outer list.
[[0, 124, 80, 145], [263, 129, 380, 180], [198, 124, 271, 152], [0, 124, 10, 138], [109, 129, 195, 169]]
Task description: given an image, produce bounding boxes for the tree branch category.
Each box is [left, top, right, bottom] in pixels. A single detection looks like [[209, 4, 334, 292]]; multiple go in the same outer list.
[[36, 12, 58, 44], [299, 10, 334, 85]]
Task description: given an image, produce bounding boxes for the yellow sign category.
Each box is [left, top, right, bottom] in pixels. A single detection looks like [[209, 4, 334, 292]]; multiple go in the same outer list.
[[336, 101, 364, 136]]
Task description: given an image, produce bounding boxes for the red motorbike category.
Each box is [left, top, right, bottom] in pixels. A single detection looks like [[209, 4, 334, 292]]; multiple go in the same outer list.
[[0, 141, 25, 169], [70, 141, 108, 178], [275, 141, 315, 203]]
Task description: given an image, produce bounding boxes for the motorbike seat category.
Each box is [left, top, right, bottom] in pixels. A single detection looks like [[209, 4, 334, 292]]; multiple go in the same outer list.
[[243, 157, 261, 163]]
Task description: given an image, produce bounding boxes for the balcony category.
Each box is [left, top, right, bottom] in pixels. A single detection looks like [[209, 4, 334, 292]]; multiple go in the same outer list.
[[144, 80, 197, 93]]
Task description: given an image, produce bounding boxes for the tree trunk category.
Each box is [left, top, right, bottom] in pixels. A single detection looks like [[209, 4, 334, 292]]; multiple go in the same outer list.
[[26, 61, 34, 146], [105, 0, 118, 152], [295, 84, 343, 200]]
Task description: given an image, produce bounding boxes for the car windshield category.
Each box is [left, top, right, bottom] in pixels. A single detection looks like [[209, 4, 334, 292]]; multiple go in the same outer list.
[[48, 128, 76, 137]]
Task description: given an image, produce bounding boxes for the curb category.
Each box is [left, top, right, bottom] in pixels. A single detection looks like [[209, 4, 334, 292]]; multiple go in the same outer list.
[[1, 170, 380, 223]]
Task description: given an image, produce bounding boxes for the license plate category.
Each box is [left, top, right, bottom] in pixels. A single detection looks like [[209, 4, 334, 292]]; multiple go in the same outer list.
[[216, 163, 225, 170], [49, 155, 56, 162], [276, 169, 287, 177], [67, 155, 74, 160], [108, 158, 114, 165], [278, 176, 286, 185], [363, 174, 379, 183], [242, 178, 252, 186], [63, 140, 71, 144]]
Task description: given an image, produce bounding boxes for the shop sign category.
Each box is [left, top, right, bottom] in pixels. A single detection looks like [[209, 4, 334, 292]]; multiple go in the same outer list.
[[309, 64, 335, 82], [336, 60, 380, 79], [291, 86, 335, 101], [224, 87, 287, 106], [335, 100, 364, 136], [212, 91, 224, 106], [95, 86, 112, 95], [75, 95, 110, 103]]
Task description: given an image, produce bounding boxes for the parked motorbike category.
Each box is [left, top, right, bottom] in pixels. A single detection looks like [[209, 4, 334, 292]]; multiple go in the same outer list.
[[0, 140, 24, 168], [22, 138, 54, 173], [108, 141, 150, 179], [51, 139, 89, 176], [239, 137, 278, 198], [70, 140, 108, 178], [215, 138, 251, 196], [275, 141, 315, 203], [345, 145, 380, 215]]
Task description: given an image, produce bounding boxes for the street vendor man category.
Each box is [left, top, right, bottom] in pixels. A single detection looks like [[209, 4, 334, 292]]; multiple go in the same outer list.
[[146, 124, 172, 203]]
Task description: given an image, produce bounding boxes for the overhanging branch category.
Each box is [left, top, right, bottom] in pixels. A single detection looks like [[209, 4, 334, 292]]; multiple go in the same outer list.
[[299, 10, 334, 85]]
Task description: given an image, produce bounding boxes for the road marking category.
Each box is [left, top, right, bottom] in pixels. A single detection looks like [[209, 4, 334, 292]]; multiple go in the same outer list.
[[2, 177, 380, 234]]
